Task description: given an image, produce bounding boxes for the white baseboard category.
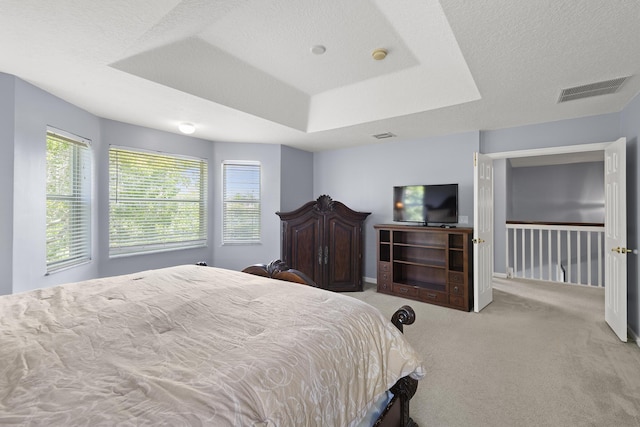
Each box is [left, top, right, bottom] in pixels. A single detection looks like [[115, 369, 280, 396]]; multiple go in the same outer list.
[[363, 276, 376, 285]]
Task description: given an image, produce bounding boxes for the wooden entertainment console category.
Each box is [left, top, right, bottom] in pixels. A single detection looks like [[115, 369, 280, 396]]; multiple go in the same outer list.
[[374, 224, 473, 312]]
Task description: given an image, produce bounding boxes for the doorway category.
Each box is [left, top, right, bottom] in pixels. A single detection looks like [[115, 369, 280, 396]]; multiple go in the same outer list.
[[473, 139, 629, 341]]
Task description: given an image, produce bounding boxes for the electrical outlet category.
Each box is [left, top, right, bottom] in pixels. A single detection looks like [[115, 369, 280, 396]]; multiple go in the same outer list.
[[459, 215, 469, 224]]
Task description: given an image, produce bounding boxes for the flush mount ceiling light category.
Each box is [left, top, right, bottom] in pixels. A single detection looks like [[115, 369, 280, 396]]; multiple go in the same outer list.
[[371, 48, 387, 61], [311, 45, 326, 55], [178, 122, 196, 134]]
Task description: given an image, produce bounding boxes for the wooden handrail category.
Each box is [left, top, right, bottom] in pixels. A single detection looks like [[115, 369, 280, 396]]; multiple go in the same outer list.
[[506, 220, 604, 227]]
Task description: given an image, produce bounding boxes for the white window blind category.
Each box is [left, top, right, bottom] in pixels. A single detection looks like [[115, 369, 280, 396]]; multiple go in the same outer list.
[[223, 161, 261, 243], [46, 129, 91, 272], [109, 147, 207, 257]]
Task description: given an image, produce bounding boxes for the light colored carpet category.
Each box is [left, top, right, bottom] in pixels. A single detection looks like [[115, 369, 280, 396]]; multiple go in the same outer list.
[[346, 278, 640, 426]]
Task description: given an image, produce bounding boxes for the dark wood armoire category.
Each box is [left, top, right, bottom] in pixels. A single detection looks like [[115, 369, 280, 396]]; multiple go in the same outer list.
[[276, 195, 370, 292]]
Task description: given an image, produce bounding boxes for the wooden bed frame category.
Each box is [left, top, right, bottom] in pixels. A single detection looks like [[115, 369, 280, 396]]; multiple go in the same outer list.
[[239, 260, 419, 427]]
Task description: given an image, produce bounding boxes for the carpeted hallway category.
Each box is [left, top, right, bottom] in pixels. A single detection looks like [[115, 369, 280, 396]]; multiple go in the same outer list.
[[347, 278, 640, 426]]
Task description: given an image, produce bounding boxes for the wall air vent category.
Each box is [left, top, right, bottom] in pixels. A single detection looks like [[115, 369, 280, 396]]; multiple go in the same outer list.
[[558, 76, 629, 103], [372, 132, 396, 139]]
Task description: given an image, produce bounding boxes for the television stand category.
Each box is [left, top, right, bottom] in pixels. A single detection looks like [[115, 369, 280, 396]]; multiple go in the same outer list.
[[375, 224, 473, 311]]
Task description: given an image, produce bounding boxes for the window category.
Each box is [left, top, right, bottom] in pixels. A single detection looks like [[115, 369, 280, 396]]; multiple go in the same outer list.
[[109, 147, 207, 257], [46, 129, 91, 272], [222, 161, 261, 243]]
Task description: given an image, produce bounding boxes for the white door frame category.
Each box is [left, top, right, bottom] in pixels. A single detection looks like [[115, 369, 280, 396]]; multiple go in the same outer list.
[[484, 142, 609, 161], [480, 140, 628, 340]]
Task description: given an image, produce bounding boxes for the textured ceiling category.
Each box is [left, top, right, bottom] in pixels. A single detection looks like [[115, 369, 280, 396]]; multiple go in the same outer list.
[[0, 0, 639, 151]]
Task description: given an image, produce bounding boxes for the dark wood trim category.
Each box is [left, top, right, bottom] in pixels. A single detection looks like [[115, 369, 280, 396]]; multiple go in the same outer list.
[[506, 220, 604, 227], [241, 259, 318, 287]]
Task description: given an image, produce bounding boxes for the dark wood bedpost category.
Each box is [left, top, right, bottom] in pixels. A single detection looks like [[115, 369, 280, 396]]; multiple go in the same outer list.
[[391, 305, 416, 333], [382, 305, 419, 427], [241, 260, 318, 287]]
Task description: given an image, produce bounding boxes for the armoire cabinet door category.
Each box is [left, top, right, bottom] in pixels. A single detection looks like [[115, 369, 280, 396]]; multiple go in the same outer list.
[[325, 214, 362, 291], [283, 213, 323, 286], [277, 195, 370, 292]]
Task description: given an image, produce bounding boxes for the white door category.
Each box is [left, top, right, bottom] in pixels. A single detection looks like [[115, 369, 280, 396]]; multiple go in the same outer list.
[[474, 152, 494, 312], [604, 137, 628, 342]]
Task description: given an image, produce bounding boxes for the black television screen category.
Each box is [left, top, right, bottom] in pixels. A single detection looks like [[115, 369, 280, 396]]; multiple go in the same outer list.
[[393, 184, 458, 224]]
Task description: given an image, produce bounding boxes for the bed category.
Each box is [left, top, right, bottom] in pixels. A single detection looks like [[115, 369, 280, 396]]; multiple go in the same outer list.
[[0, 264, 424, 426]]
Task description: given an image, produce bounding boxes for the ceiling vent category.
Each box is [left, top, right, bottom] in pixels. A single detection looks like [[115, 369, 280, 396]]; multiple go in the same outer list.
[[558, 76, 629, 103], [372, 132, 396, 139]]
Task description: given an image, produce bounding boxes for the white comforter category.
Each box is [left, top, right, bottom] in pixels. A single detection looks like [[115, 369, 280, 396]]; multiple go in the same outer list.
[[0, 265, 424, 426]]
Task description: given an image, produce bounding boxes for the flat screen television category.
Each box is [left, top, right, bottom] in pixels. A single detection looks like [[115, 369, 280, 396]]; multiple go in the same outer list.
[[393, 184, 458, 225]]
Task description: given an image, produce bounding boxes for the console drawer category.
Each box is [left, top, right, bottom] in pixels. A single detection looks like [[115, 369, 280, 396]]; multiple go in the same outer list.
[[418, 288, 447, 303], [378, 281, 393, 293], [394, 284, 418, 297], [379, 262, 391, 272], [450, 283, 464, 296], [449, 295, 466, 308], [377, 262, 392, 293], [378, 269, 392, 283], [448, 271, 465, 284]]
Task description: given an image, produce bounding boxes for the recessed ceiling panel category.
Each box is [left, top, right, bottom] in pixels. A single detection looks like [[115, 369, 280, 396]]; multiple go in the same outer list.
[[307, 0, 482, 132], [111, 0, 480, 133], [198, 0, 419, 95], [111, 37, 311, 131]]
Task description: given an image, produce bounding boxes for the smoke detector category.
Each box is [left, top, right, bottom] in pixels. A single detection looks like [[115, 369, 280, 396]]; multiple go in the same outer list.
[[372, 48, 388, 61]]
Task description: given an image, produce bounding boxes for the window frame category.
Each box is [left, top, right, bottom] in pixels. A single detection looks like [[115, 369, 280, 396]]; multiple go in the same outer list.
[[222, 160, 262, 245], [45, 128, 92, 273], [108, 146, 208, 257]]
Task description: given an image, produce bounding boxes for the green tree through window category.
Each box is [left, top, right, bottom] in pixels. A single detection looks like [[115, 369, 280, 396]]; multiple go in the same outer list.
[[109, 147, 207, 256], [222, 161, 261, 243], [46, 130, 91, 271]]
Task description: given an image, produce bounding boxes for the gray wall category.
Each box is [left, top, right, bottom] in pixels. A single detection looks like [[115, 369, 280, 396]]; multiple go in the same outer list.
[[12, 77, 101, 293], [0, 74, 15, 296], [508, 161, 605, 223], [313, 131, 480, 280], [480, 113, 621, 153], [280, 145, 314, 212], [620, 92, 640, 339], [1, 75, 287, 294], [493, 159, 508, 279]]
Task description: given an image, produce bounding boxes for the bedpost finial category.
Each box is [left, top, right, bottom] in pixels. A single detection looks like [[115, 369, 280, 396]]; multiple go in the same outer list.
[[391, 305, 416, 332]]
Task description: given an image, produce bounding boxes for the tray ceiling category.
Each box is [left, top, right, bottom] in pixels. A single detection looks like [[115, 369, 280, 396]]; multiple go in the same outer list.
[[0, 0, 639, 151]]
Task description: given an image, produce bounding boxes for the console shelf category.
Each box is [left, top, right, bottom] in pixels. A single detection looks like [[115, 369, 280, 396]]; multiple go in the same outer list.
[[375, 224, 473, 311]]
